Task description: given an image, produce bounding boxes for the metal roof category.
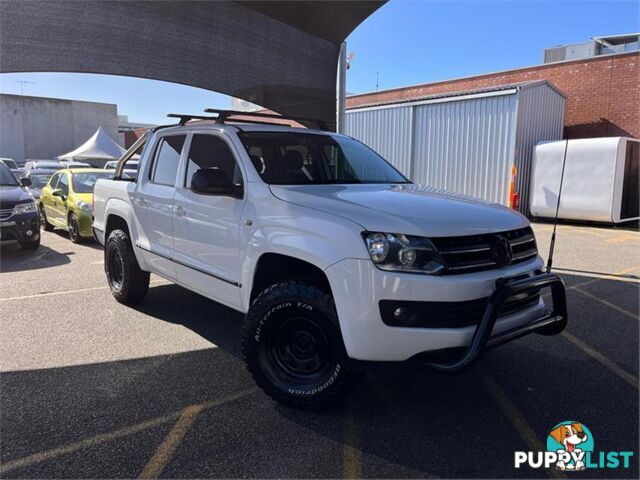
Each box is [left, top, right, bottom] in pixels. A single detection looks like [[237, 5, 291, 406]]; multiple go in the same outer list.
[[347, 80, 565, 111]]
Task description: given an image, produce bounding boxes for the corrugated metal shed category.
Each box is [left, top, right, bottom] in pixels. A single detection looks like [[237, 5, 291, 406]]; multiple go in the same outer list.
[[345, 80, 565, 214]]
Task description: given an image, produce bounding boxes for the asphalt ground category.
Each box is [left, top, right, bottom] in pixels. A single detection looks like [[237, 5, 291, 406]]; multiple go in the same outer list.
[[0, 223, 638, 479]]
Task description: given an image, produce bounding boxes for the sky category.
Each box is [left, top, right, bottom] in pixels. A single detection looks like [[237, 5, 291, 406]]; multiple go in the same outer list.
[[0, 0, 638, 124]]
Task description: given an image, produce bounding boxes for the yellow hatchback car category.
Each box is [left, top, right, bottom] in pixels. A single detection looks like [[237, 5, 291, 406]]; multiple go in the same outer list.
[[38, 168, 114, 243]]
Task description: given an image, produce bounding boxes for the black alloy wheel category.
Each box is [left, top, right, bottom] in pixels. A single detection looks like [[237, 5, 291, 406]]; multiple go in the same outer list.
[[68, 213, 80, 243], [264, 316, 333, 385], [104, 229, 150, 304], [107, 246, 125, 291]]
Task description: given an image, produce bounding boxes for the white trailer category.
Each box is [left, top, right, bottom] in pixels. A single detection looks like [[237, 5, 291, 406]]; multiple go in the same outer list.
[[530, 137, 639, 223]]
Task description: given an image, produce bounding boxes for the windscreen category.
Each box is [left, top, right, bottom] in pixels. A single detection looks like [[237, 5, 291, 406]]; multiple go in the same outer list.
[[0, 164, 18, 186], [238, 132, 409, 185], [72, 172, 114, 193]]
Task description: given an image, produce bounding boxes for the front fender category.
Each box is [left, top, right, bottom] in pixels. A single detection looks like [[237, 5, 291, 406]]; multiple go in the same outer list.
[[239, 219, 367, 311]]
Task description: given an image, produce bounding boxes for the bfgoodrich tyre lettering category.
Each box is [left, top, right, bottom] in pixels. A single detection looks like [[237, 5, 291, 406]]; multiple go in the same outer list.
[[242, 280, 360, 408]]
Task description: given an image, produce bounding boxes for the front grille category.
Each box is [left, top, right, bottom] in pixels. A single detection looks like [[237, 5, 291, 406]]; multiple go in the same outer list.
[[379, 290, 541, 328], [0, 208, 13, 221], [431, 227, 538, 274]]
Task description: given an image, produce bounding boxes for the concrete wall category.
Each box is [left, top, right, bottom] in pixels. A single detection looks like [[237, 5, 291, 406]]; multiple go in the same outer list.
[[0, 94, 119, 164]]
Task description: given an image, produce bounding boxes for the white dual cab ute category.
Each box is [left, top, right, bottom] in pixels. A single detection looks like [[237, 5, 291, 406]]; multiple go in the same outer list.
[[93, 109, 568, 408]]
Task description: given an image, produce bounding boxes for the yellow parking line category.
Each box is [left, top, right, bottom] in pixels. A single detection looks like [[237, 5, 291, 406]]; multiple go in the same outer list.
[[139, 404, 205, 479], [562, 226, 610, 238], [480, 373, 564, 479], [343, 414, 361, 479], [606, 234, 640, 244], [561, 332, 639, 390], [554, 265, 640, 287], [572, 286, 639, 321], [0, 412, 179, 475], [0, 280, 168, 303], [0, 388, 257, 475]]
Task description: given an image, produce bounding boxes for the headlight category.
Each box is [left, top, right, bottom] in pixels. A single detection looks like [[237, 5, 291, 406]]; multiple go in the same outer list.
[[363, 232, 447, 275], [13, 201, 36, 215], [76, 200, 92, 212]]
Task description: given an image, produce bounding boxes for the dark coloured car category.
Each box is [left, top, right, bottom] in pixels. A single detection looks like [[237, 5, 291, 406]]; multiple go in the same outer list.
[[0, 162, 40, 250], [21, 169, 56, 200], [0, 157, 23, 178]]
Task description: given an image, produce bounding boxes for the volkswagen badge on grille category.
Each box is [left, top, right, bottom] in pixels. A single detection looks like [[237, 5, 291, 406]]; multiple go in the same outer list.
[[490, 235, 512, 266]]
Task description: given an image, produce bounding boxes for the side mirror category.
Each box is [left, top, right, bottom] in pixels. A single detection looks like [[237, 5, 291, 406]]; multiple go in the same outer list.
[[191, 169, 242, 198], [52, 189, 65, 199], [20, 177, 32, 187]]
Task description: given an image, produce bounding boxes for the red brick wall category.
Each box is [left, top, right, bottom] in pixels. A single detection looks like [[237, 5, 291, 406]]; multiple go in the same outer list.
[[346, 52, 640, 139], [123, 128, 148, 148]]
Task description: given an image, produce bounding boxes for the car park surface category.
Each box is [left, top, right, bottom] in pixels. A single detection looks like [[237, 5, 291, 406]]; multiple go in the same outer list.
[[0, 223, 638, 478]]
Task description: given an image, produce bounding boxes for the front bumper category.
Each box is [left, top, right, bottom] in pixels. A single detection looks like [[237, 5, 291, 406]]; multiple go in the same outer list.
[[76, 211, 94, 238], [325, 256, 566, 363], [0, 213, 40, 244]]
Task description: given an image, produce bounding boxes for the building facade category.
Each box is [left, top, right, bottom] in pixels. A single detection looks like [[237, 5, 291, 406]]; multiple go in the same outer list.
[[0, 94, 120, 164], [347, 51, 639, 140], [345, 81, 565, 214]]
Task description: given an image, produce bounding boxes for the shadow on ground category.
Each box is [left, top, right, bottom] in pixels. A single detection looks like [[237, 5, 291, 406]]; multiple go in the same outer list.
[[1, 273, 637, 478], [0, 243, 73, 273]]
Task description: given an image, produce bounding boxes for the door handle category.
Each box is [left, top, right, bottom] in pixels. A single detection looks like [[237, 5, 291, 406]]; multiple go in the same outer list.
[[136, 197, 148, 207], [174, 205, 185, 217]]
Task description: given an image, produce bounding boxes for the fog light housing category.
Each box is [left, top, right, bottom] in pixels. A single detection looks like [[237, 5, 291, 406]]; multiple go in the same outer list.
[[26, 230, 33, 236], [393, 306, 411, 322]]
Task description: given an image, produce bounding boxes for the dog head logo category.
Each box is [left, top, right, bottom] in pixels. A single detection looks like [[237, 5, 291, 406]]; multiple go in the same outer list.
[[547, 421, 594, 471], [550, 423, 588, 453]]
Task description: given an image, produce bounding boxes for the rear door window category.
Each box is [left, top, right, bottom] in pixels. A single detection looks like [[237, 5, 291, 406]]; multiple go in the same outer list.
[[58, 173, 69, 196], [149, 135, 186, 186]]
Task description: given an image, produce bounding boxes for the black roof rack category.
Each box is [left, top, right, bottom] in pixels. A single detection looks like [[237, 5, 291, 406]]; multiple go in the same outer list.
[[167, 113, 218, 125], [204, 108, 332, 131], [166, 113, 302, 128]]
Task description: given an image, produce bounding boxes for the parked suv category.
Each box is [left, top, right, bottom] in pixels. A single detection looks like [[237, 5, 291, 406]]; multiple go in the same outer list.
[[0, 162, 40, 250], [93, 111, 567, 408]]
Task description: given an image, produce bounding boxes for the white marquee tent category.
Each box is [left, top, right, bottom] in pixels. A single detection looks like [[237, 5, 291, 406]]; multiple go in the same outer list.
[[57, 127, 125, 167]]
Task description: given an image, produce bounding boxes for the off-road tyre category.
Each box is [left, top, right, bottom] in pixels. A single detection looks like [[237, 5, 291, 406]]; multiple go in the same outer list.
[[105, 229, 150, 304], [39, 205, 54, 231], [242, 280, 360, 409]]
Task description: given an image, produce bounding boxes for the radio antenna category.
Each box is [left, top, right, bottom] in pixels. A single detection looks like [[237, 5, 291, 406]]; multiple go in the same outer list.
[[546, 138, 570, 273]]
